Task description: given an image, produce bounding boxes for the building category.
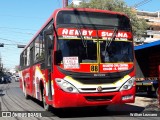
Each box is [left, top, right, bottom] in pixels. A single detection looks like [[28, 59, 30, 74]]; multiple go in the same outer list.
[[137, 11, 160, 43], [72, 0, 82, 5], [71, 0, 89, 5]]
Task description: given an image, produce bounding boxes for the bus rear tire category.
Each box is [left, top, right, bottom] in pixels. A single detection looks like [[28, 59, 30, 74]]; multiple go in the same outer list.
[[24, 86, 29, 99], [42, 89, 51, 111]]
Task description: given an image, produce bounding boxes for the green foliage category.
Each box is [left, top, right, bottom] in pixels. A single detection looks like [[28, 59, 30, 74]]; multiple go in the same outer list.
[[68, 0, 148, 40]]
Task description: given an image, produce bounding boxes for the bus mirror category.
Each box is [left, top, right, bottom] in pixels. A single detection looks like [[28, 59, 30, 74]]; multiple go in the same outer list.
[[40, 62, 45, 70], [47, 37, 53, 50], [55, 50, 62, 64]]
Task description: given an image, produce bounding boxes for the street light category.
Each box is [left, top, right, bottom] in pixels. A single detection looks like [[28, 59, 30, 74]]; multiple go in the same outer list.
[[17, 45, 26, 48]]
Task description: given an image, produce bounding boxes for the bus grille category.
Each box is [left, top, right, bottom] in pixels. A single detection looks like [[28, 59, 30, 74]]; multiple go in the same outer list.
[[78, 87, 117, 93], [85, 96, 113, 102], [80, 87, 117, 91]]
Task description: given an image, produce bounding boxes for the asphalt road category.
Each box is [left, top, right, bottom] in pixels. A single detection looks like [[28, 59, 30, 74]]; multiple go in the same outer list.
[[0, 78, 159, 120]]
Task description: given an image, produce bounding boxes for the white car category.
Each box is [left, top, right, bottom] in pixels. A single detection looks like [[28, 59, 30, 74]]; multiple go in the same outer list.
[[15, 75, 20, 82]]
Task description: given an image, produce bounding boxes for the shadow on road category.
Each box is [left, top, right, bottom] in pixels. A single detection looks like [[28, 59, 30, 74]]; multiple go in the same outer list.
[[136, 92, 157, 98], [26, 93, 146, 118], [48, 104, 145, 118]]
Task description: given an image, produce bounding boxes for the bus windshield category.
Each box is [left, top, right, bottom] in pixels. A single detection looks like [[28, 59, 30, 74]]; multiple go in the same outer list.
[[100, 41, 133, 63], [57, 39, 97, 63], [57, 39, 133, 64]]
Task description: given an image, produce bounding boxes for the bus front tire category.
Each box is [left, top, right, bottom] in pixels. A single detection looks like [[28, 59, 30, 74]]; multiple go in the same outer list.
[[42, 89, 51, 111]]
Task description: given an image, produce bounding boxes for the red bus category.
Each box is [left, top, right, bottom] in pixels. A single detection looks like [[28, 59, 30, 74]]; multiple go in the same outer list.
[[19, 8, 136, 110]]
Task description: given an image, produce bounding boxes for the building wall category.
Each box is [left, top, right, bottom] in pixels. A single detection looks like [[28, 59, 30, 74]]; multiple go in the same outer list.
[[71, 0, 89, 5], [137, 11, 160, 43], [72, 0, 82, 5]]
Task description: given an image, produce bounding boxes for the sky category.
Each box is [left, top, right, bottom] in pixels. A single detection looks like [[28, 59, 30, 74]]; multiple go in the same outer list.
[[0, 0, 159, 70], [125, 0, 160, 11]]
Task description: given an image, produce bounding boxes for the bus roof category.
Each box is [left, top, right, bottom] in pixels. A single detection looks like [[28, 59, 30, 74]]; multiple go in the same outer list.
[[21, 8, 128, 53], [54, 8, 128, 16]]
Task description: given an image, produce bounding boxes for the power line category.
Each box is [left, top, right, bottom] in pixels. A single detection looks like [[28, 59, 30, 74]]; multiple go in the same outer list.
[[0, 37, 27, 45], [0, 26, 37, 31], [0, 30, 34, 35], [3, 43, 19, 45], [68, 0, 72, 4], [0, 34, 30, 42], [133, 0, 152, 8], [0, 14, 46, 19], [57, 0, 61, 7]]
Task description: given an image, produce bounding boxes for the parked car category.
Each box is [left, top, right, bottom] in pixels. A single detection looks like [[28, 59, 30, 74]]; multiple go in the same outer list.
[[0, 75, 11, 84]]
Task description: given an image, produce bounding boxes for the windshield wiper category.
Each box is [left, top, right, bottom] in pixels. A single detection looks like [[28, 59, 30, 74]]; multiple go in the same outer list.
[[104, 28, 118, 59], [75, 16, 88, 58]]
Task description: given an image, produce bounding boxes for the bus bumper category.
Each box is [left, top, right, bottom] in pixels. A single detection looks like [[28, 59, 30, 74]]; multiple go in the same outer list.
[[53, 86, 135, 108]]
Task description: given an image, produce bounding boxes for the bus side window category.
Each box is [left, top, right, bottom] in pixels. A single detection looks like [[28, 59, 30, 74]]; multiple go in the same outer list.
[[20, 53, 24, 69], [23, 50, 27, 67], [27, 46, 30, 66], [34, 37, 39, 63], [30, 46, 34, 65], [34, 34, 45, 63]]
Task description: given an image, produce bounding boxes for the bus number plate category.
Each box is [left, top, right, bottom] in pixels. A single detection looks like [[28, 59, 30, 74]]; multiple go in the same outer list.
[[90, 65, 99, 72]]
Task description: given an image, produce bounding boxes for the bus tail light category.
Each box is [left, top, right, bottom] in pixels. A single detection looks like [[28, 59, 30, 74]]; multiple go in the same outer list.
[[55, 78, 79, 93], [120, 77, 135, 91]]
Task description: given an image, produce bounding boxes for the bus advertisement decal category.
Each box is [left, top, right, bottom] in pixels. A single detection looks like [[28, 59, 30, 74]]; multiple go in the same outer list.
[[100, 63, 133, 72]]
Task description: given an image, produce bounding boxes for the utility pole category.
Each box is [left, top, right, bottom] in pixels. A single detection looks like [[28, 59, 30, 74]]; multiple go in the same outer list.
[[0, 52, 2, 72], [63, 0, 68, 8]]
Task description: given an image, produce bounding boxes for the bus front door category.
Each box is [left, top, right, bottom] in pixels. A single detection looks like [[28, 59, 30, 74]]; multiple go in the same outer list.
[[44, 26, 54, 101]]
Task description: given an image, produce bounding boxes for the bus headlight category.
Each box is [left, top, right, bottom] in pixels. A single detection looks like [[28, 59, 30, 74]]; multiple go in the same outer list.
[[55, 78, 79, 93], [120, 77, 135, 91]]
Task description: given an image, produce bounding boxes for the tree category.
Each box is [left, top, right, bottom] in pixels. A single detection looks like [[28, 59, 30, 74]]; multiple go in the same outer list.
[[15, 65, 20, 72], [68, 0, 148, 42]]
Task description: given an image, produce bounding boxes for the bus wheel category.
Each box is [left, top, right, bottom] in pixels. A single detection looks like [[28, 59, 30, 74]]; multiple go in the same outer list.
[[42, 89, 50, 111], [156, 88, 159, 98], [24, 86, 29, 99]]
